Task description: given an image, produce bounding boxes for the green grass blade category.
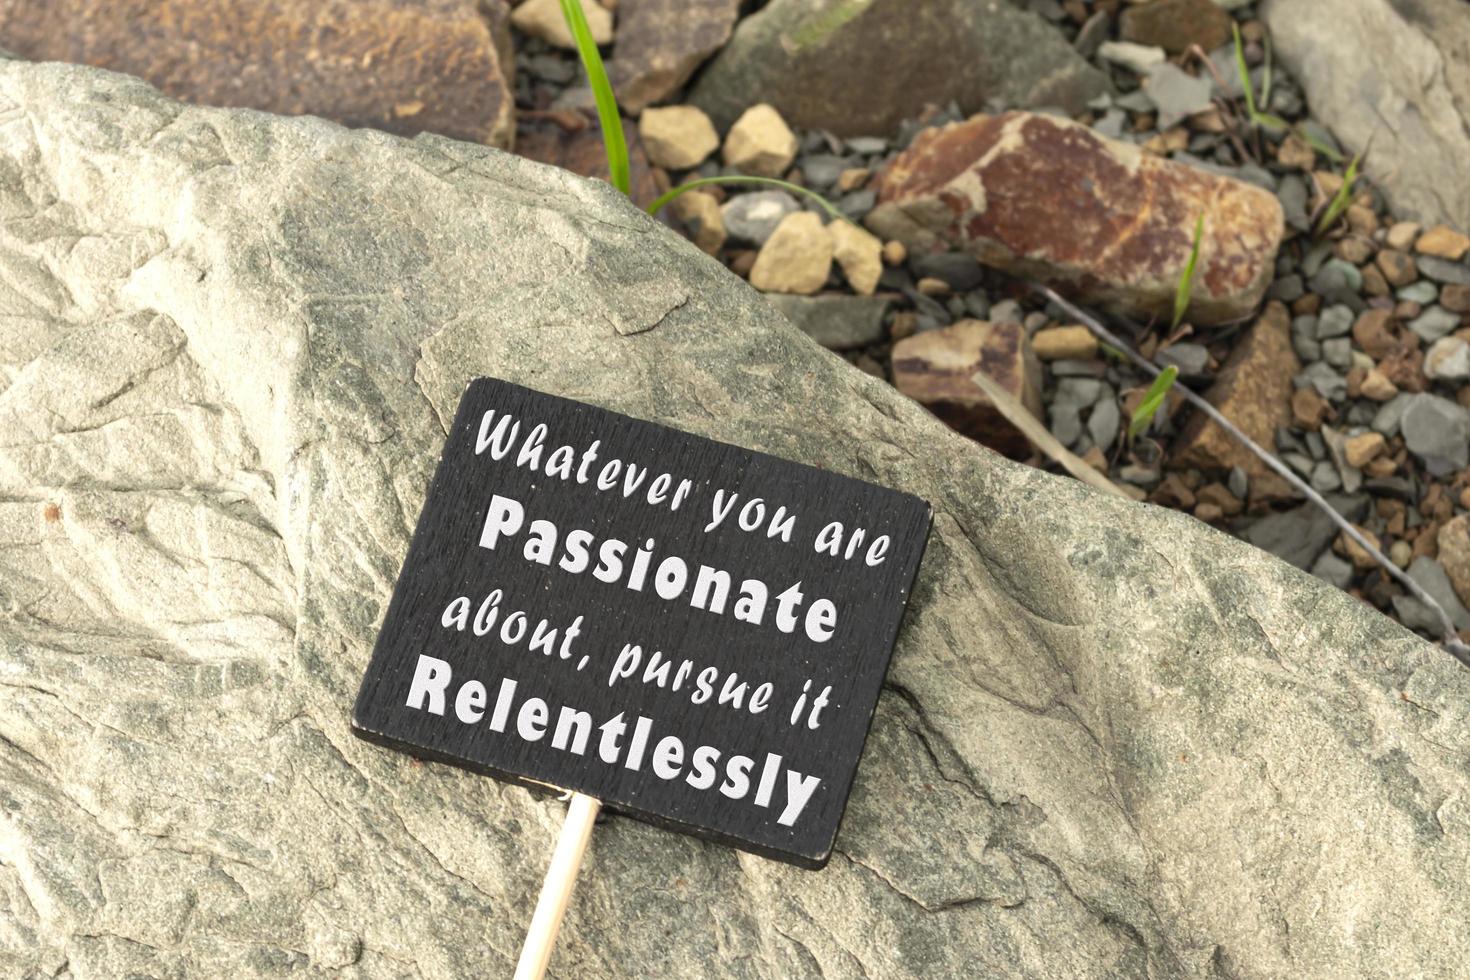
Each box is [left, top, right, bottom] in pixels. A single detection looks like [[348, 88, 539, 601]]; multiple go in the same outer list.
[[1129, 365, 1179, 441], [560, 0, 630, 197], [1316, 151, 1362, 235], [647, 176, 853, 225], [1172, 214, 1205, 330], [1233, 23, 1257, 121], [1260, 38, 1274, 111], [1300, 129, 1345, 164]]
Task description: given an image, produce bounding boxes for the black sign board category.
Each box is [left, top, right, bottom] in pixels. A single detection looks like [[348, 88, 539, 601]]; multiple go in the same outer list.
[[352, 378, 931, 868]]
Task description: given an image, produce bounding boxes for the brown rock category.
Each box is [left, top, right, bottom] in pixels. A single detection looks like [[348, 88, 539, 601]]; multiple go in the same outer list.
[[1193, 502, 1224, 524], [1441, 283, 1470, 314], [517, 121, 667, 209], [1360, 264, 1390, 298], [1378, 342, 1428, 394], [1352, 308, 1399, 360], [1276, 132, 1316, 171], [891, 319, 1042, 457], [1416, 225, 1470, 260], [1032, 325, 1099, 361], [748, 212, 833, 294], [1172, 302, 1299, 476], [1151, 473, 1197, 510], [1335, 526, 1382, 571], [0, 0, 517, 147], [1195, 482, 1244, 517], [608, 0, 740, 112], [878, 112, 1284, 324], [1292, 385, 1332, 430], [1120, 0, 1233, 53], [881, 240, 908, 266], [1375, 249, 1417, 287], [1335, 236, 1374, 265], [1414, 521, 1443, 562], [1344, 431, 1387, 468]]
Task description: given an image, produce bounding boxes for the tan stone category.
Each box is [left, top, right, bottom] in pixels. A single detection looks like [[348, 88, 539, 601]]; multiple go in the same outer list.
[[748, 212, 832, 294], [1438, 515, 1470, 606], [881, 240, 907, 266], [1032, 326, 1099, 361], [1386, 221, 1421, 251], [1360, 368, 1399, 401], [723, 104, 797, 177], [827, 221, 883, 296], [1416, 224, 1470, 260], [1276, 132, 1316, 170], [1195, 482, 1243, 517], [669, 190, 726, 255], [512, 0, 613, 48], [1292, 385, 1331, 430], [1172, 303, 1299, 476], [1376, 249, 1417, 287], [891, 319, 1042, 457], [1344, 431, 1387, 468], [1352, 308, 1399, 360], [917, 277, 950, 296], [1442, 284, 1470, 314], [639, 106, 719, 170], [1335, 526, 1382, 571], [879, 111, 1283, 324]]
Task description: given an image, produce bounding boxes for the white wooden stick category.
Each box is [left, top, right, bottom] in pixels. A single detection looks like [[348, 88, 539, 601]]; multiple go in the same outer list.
[[514, 792, 602, 980]]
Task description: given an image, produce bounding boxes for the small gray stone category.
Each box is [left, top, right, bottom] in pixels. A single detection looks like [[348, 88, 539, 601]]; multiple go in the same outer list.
[[963, 290, 990, 319], [1228, 466, 1249, 501], [1322, 337, 1353, 368], [1316, 305, 1354, 339], [1296, 362, 1347, 400], [1311, 550, 1355, 590], [1278, 175, 1310, 232], [1050, 359, 1105, 377], [1093, 107, 1127, 139], [1074, 10, 1110, 57], [1088, 396, 1120, 454], [796, 153, 849, 189], [1146, 63, 1214, 129], [1397, 280, 1439, 305], [721, 190, 801, 244], [838, 189, 877, 219], [1269, 274, 1305, 303], [1372, 393, 1413, 438], [911, 253, 985, 291], [766, 294, 892, 350], [1242, 494, 1367, 569], [1400, 393, 1470, 474], [1050, 403, 1084, 446], [1055, 377, 1105, 408], [1416, 255, 1470, 286], [1118, 463, 1162, 488], [844, 136, 888, 155], [1311, 461, 1343, 492], [1409, 306, 1461, 344], [1309, 259, 1362, 301], [989, 299, 1023, 324], [1157, 343, 1210, 377], [1283, 451, 1315, 477], [1393, 557, 1470, 632]]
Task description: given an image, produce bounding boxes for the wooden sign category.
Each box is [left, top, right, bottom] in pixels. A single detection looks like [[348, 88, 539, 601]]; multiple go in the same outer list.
[[353, 378, 931, 868]]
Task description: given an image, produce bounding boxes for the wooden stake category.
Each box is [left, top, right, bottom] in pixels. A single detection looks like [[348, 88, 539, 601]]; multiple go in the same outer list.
[[514, 792, 601, 980]]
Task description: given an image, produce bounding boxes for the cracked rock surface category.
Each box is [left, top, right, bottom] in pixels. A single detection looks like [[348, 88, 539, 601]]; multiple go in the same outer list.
[[0, 61, 1467, 978]]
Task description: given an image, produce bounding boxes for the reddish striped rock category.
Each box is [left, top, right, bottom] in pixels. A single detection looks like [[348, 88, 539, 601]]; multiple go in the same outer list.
[[876, 111, 1284, 325]]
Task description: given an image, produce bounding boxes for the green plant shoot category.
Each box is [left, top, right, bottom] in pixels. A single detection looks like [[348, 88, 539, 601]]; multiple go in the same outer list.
[[559, 0, 630, 197], [1172, 214, 1205, 330], [1129, 365, 1179, 441], [1232, 24, 1288, 132], [557, 0, 848, 221], [1316, 151, 1362, 235]]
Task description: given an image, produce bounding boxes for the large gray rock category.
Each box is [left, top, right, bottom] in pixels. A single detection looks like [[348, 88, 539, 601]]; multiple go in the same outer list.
[[687, 0, 1110, 136], [1263, 0, 1470, 229], [1, 61, 1467, 978]]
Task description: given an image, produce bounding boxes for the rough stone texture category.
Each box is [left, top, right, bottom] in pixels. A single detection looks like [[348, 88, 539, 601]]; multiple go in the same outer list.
[[722, 103, 798, 178], [1264, 0, 1470, 229], [1, 60, 1468, 979], [749, 212, 832, 295], [891, 320, 1042, 458], [0, 0, 517, 149], [1173, 302, 1301, 477], [607, 0, 741, 113], [688, 0, 1109, 136], [878, 112, 1284, 324], [827, 220, 883, 296], [638, 105, 719, 171]]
